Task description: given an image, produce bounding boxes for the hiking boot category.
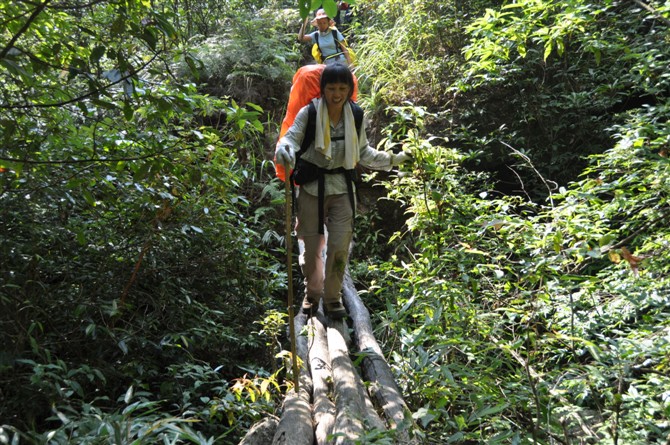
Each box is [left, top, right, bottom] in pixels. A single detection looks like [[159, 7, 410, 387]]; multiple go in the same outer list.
[[302, 295, 320, 314], [324, 301, 347, 319]]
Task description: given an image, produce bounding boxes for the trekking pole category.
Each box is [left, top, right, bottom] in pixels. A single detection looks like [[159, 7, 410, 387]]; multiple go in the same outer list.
[[284, 160, 300, 392]]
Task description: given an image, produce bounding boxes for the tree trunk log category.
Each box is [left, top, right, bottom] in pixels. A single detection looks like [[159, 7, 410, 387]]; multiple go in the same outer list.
[[271, 312, 315, 445], [328, 319, 365, 444], [341, 271, 420, 443], [307, 312, 336, 444], [238, 416, 279, 445], [239, 240, 419, 445], [271, 387, 314, 445]]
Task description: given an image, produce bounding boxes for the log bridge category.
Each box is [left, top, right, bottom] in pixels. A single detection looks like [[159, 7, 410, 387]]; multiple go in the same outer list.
[[239, 244, 420, 445]]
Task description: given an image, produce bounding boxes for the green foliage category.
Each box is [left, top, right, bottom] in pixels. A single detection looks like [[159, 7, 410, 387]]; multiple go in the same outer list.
[[353, 0, 463, 107], [353, 84, 670, 444], [1, 386, 222, 445], [174, 6, 299, 111], [3, 0, 670, 444], [456, 0, 670, 193], [168, 0, 280, 39], [1, 1, 290, 442]]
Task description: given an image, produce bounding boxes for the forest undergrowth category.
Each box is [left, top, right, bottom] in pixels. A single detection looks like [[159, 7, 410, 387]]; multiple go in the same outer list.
[[1, 0, 669, 444]]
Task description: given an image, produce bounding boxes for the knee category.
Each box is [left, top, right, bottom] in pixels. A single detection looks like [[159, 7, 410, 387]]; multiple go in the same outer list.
[[332, 250, 349, 274]]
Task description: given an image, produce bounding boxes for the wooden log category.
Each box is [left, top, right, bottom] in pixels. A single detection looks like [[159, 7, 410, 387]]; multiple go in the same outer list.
[[238, 416, 279, 445], [328, 319, 366, 444], [307, 311, 336, 444], [271, 312, 315, 445], [294, 312, 310, 374], [330, 319, 386, 433], [271, 387, 314, 445], [361, 381, 387, 431], [341, 272, 420, 443], [265, 237, 415, 445]]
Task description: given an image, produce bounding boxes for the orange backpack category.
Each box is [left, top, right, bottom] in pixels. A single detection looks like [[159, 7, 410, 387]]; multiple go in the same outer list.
[[274, 64, 358, 182]]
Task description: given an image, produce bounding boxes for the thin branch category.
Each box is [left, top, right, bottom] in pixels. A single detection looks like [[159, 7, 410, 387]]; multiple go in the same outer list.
[[593, 208, 670, 255], [0, 52, 162, 110], [505, 164, 533, 202], [0, 145, 193, 166], [0, 0, 52, 60], [500, 140, 557, 208], [120, 238, 153, 306], [49, 0, 110, 10], [631, 0, 670, 27], [16, 0, 109, 9], [13, 45, 72, 72]]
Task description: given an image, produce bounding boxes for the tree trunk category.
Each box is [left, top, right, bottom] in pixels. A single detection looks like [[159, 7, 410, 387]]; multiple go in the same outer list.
[[271, 387, 314, 445], [271, 308, 315, 445], [240, 242, 419, 445], [341, 271, 420, 443], [238, 416, 279, 445], [307, 312, 336, 444]]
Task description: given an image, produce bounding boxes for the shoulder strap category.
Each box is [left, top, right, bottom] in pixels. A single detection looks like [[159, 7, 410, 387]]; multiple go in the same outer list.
[[350, 101, 364, 136], [315, 30, 340, 52], [299, 102, 317, 157]]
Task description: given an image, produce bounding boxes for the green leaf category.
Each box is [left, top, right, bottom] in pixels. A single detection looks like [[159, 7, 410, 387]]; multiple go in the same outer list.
[[299, 0, 311, 19], [468, 404, 509, 423], [543, 41, 552, 61], [124, 385, 134, 404], [184, 53, 200, 80], [140, 28, 157, 51], [90, 45, 106, 64], [76, 229, 86, 245], [123, 101, 134, 121], [91, 98, 117, 111], [111, 16, 125, 36], [154, 13, 177, 39], [2, 119, 17, 144], [82, 190, 96, 206], [0, 59, 30, 80], [322, 0, 338, 18]]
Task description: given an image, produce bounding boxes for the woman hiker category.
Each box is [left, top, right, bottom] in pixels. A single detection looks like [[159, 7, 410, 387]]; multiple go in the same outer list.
[[298, 8, 352, 66], [275, 63, 411, 319]]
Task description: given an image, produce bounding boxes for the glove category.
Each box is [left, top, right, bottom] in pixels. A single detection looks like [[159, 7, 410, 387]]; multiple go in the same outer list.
[[391, 151, 413, 166], [275, 145, 296, 169]]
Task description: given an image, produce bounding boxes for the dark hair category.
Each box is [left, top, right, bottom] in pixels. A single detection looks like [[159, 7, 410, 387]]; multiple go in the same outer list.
[[320, 63, 354, 100]]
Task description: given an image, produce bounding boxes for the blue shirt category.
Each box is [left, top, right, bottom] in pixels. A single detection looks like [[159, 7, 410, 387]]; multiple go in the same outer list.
[[308, 29, 347, 65]]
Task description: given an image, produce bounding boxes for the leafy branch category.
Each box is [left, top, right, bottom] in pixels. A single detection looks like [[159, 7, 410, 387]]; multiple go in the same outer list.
[[0, 52, 162, 110], [0, 0, 52, 60], [631, 0, 670, 27], [0, 144, 191, 166]]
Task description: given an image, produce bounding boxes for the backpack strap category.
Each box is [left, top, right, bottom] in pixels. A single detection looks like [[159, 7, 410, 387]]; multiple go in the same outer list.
[[288, 102, 316, 231], [299, 102, 317, 158], [351, 102, 363, 135], [315, 30, 345, 63], [327, 29, 345, 61]]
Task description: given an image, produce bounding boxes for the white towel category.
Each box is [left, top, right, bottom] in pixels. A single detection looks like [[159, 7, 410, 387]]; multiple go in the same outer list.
[[313, 98, 360, 170]]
